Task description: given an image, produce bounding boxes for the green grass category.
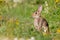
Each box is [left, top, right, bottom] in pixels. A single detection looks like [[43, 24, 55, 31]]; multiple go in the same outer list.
[[0, 0, 60, 40]]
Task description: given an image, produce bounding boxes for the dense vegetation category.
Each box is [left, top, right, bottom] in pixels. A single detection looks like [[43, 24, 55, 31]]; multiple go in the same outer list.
[[0, 0, 60, 40]]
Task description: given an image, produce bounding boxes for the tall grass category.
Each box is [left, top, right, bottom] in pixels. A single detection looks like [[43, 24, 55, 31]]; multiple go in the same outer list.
[[0, 0, 60, 40]]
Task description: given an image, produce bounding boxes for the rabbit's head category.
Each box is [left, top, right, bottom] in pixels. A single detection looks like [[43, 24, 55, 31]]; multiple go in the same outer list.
[[32, 5, 42, 18]]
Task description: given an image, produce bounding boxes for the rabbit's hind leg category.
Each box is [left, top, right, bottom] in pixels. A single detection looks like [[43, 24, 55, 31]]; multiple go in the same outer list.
[[43, 26, 49, 34]]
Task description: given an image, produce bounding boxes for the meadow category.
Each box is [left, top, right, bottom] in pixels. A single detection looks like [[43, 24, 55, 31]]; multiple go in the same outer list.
[[0, 0, 60, 40]]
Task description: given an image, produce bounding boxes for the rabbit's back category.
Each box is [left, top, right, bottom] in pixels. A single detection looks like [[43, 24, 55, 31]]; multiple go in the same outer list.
[[38, 17, 48, 27]]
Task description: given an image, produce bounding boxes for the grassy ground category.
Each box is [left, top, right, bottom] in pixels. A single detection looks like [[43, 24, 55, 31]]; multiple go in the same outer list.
[[0, 0, 60, 40]]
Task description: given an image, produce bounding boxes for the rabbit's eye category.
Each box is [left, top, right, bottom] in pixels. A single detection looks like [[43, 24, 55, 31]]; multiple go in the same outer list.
[[35, 12, 37, 14]]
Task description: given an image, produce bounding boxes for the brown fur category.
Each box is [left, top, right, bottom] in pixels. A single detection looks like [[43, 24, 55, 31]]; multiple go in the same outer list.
[[32, 5, 49, 34]]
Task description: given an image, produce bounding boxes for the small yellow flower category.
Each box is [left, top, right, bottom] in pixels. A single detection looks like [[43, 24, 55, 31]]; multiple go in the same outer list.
[[15, 19, 19, 25], [55, 0, 58, 3], [56, 29, 60, 33], [55, 0, 59, 3], [0, 0, 3, 1]]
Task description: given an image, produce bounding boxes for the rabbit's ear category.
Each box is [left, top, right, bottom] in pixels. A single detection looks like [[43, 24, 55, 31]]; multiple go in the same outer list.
[[37, 5, 42, 13]]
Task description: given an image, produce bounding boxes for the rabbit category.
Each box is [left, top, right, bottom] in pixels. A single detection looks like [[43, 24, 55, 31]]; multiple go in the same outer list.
[[32, 5, 49, 34]]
